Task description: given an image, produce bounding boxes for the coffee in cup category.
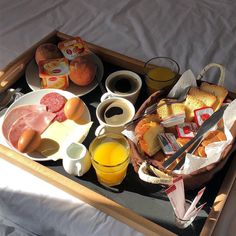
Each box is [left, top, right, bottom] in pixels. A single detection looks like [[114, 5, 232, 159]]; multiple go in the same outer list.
[[95, 97, 135, 136], [100, 70, 142, 104]]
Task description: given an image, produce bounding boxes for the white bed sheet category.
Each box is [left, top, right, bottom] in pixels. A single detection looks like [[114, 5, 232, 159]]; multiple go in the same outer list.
[[1, 0, 236, 235]]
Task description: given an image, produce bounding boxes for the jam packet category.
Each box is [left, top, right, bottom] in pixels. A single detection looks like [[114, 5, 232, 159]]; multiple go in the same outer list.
[[176, 122, 198, 138], [58, 37, 89, 60], [194, 107, 214, 126]]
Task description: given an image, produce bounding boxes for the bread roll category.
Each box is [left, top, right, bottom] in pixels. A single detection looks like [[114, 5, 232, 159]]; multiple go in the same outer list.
[[35, 43, 63, 64], [135, 115, 164, 156]]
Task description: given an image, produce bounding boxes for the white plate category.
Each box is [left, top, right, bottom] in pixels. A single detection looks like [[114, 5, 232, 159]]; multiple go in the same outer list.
[[25, 53, 104, 96], [1, 89, 91, 161]]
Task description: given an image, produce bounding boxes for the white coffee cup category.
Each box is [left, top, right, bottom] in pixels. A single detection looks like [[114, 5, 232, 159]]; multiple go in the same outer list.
[[95, 97, 135, 136], [100, 70, 142, 104], [62, 142, 91, 176]]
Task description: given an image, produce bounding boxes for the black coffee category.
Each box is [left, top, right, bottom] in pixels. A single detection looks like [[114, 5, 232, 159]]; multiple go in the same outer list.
[[108, 76, 138, 94]]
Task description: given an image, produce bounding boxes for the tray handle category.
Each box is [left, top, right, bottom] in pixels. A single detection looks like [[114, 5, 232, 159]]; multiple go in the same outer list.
[[196, 63, 225, 86]]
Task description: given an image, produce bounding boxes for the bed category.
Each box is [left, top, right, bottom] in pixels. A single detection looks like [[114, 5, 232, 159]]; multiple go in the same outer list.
[[0, 0, 236, 235]]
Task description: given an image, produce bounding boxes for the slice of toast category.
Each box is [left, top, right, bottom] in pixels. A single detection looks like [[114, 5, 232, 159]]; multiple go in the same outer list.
[[189, 87, 216, 108], [200, 82, 228, 111], [156, 99, 185, 120], [184, 95, 206, 121]]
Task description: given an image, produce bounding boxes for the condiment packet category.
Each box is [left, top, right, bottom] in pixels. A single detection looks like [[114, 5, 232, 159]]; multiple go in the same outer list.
[[38, 58, 69, 89], [194, 107, 214, 126], [161, 113, 185, 127], [173, 177, 186, 218], [183, 187, 206, 220], [158, 133, 180, 155], [165, 177, 206, 222], [176, 122, 198, 138], [165, 185, 181, 218], [58, 37, 90, 60]]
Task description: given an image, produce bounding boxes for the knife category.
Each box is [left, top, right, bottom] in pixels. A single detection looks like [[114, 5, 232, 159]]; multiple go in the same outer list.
[[162, 104, 228, 169]]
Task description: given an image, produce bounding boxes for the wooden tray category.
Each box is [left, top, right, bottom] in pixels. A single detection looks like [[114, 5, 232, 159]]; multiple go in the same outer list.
[[0, 31, 236, 236]]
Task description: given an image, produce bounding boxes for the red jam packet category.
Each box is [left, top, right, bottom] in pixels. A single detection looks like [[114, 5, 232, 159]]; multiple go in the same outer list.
[[176, 122, 198, 138], [194, 107, 214, 126]]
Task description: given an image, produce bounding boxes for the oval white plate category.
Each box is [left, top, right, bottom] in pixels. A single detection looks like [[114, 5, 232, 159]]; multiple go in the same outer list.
[[1, 89, 91, 161], [25, 53, 104, 96]]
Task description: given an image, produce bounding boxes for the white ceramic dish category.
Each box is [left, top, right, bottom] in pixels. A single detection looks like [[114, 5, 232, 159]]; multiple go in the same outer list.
[[25, 53, 104, 96], [1, 89, 91, 161]]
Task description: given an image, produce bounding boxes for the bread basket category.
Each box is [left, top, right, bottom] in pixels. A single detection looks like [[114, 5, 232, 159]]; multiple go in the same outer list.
[[128, 63, 236, 190]]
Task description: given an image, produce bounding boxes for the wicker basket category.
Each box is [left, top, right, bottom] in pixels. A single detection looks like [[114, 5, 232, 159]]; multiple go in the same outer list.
[[129, 63, 236, 190]]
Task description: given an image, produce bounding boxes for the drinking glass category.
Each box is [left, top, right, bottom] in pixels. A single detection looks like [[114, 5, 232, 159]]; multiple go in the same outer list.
[[144, 57, 180, 94]]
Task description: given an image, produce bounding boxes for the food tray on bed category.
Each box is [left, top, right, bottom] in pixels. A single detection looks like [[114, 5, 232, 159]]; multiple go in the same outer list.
[[0, 31, 236, 236]]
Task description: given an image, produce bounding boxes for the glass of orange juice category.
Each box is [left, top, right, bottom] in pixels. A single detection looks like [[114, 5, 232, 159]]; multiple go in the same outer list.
[[89, 133, 130, 187], [144, 57, 180, 94]]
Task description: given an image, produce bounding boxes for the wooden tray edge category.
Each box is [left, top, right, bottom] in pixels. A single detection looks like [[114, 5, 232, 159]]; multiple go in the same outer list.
[[0, 144, 176, 236]]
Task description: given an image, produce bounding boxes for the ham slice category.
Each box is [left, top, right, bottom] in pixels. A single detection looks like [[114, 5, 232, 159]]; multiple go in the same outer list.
[[2, 104, 47, 140], [8, 110, 56, 148]]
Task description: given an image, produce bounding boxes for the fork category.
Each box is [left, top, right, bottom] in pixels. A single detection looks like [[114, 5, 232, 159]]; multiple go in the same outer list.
[[124, 86, 191, 128]]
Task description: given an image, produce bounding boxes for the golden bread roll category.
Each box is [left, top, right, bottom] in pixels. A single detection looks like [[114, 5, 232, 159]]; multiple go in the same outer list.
[[200, 82, 228, 111], [189, 87, 217, 108], [201, 130, 226, 146], [184, 95, 206, 121], [135, 115, 164, 156], [176, 137, 191, 147], [156, 99, 185, 120]]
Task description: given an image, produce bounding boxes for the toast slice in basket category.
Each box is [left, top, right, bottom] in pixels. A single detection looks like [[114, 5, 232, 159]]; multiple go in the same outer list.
[[189, 87, 217, 107], [200, 82, 228, 111]]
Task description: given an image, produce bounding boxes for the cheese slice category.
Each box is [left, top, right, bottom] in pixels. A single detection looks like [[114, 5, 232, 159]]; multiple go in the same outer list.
[[36, 120, 93, 161]]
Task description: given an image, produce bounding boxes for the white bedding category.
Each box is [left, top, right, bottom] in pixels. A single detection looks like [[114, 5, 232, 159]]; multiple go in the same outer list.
[[1, 0, 236, 235]]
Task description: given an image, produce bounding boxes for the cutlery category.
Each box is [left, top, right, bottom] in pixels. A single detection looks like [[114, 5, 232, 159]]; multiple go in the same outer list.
[[162, 104, 228, 169], [0, 88, 21, 111], [125, 86, 191, 128]]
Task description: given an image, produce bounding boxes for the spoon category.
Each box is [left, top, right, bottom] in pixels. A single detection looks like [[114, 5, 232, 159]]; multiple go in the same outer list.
[[0, 88, 21, 110]]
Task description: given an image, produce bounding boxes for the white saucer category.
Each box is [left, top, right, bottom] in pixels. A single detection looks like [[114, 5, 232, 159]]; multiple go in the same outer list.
[[25, 53, 104, 96]]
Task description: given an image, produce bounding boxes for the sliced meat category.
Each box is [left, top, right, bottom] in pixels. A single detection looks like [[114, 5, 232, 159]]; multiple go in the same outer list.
[[40, 92, 67, 113], [54, 108, 67, 122], [8, 111, 56, 149], [2, 104, 47, 140]]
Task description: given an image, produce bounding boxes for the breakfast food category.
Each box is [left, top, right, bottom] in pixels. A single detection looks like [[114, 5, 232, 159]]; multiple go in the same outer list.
[[8, 110, 55, 149], [132, 81, 229, 173], [40, 92, 67, 112], [64, 97, 85, 121], [193, 130, 227, 157], [135, 115, 164, 156], [69, 54, 96, 86], [40, 92, 68, 122], [35, 43, 63, 65], [184, 95, 206, 121], [17, 129, 41, 153], [200, 82, 228, 111], [156, 100, 185, 120], [38, 58, 70, 89], [188, 87, 216, 107], [2, 90, 91, 157]]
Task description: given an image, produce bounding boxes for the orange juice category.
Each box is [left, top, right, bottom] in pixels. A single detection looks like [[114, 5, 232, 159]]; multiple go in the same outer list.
[[90, 135, 130, 186], [146, 67, 176, 94]]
